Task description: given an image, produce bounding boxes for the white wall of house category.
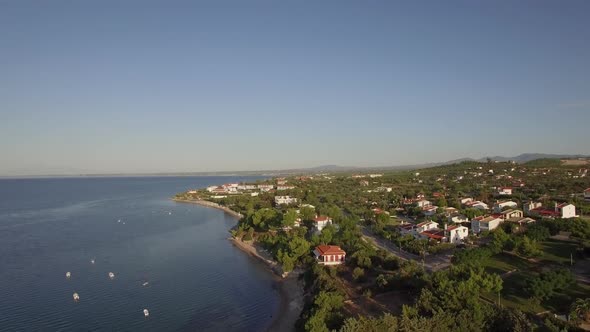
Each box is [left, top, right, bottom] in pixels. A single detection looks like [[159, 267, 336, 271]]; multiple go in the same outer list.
[[448, 226, 468, 244], [560, 204, 576, 219]]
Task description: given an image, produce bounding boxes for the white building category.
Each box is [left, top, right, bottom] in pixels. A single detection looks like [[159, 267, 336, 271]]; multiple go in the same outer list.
[[274, 196, 298, 205], [466, 201, 489, 210], [460, 197, 474, 205], [313, 216, 333, 232], [493, 201, 518, 213], [416, 199, 432, 208], [556, 203, 576, 219], [276, 185, 295, 190], [446, 225, 469, 244], [497, 187, 513, 195], [369, 174, 383, 178], [258, 184, 274, 192], [422, 205, 438, 216], [471, 216, 503, 234], [414, 220, 439, 235], [524, 201, 543, 214], [449, 214, 469, 224]]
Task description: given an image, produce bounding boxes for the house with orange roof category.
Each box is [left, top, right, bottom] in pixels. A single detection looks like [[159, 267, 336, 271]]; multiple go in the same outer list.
[[313, 245, 346, 265]]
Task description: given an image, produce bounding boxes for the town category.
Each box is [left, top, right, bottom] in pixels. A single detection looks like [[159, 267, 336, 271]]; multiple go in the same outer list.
[[175, 158, 590, 331]]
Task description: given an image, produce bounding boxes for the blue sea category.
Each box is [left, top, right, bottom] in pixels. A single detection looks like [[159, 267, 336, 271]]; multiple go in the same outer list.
[[0, 176, 279, 331]]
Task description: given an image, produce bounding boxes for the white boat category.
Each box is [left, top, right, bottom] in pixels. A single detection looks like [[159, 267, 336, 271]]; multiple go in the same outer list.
[[66, 272, 71, 279], [109, 272, 115, 279], [117, 219, 121, 223], [142, 281, 149, 286], [143, 309, 149, 317], [73, 293, 80, 301], [90, 259, 95, 264], [168, 212, 172, 215]]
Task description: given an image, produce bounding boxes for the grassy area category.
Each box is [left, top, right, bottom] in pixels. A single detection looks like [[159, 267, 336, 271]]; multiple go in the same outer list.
[[482, 245, 589, 314], [483, 252, 534, 275], [540, 239, 578, 265]]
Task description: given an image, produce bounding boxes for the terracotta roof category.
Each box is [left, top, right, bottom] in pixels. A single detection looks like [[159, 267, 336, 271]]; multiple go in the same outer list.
[[584, 188, 590, 193], [447, 225, 465, 231], [557, 203, 571, 208], [420, 229, 445, 240], [417, 220, 436, 227], [315, 245, 346, 256], [314, 216, 331, 222]]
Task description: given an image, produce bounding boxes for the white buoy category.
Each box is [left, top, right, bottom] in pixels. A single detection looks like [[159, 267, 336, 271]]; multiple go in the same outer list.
[[143, 309, 149, 317], [90, 259, 95, 264], [73, 293, 80, 301], [168, 212, 172, 215], [117, 219, 121, 223], [109, 272, 115, 279], [66, 272, 71, 279]]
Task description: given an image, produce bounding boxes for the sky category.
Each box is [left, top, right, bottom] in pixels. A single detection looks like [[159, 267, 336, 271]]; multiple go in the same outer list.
[[1, 0, 589, 175]]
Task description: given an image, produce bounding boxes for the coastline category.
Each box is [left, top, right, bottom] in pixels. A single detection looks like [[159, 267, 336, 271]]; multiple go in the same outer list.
[[172, 197, 303, 332], [172, 198, 244, 219]]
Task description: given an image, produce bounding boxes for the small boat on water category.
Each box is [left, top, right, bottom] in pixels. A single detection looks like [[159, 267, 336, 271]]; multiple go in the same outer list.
[[90, 259, 95, 264], [143, 309, 149, 317], [117, 219, 121, 223], [109, 272, 115, 279], [168, 212, 172, 215], [73, 293, 80, 301], [142, 281, 149, 287], [66, 272, 71, 279]]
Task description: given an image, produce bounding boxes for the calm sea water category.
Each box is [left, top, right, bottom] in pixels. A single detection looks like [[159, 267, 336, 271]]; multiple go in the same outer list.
[[0, 176, 279, 331]]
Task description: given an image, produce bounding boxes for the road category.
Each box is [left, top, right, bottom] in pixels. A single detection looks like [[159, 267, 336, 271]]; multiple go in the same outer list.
[[360, 227, 452, 272]]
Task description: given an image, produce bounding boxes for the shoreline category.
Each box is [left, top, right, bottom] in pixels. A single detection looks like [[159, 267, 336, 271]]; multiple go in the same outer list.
[[172, 198, 244, 219], [172, 197, 303, 332]]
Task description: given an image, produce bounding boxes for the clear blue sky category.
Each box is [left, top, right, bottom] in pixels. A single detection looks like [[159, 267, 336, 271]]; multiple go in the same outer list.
[[1, 1, 589, 175]]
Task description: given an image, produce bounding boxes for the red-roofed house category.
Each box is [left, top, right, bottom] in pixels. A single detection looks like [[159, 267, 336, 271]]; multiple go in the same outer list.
[[556, 203, 576, 219], [313, 245, 346, 265], [419, 229, 446, 242], [584, 188, 590, 201], [313, 216, 333, 232]]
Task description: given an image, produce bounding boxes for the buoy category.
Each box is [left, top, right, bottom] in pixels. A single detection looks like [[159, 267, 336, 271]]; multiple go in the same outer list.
[[168, 212, 172, 215], [90, 259, 95, 264], [109, 272, 115, 279], [117, 219, 121, 223], [73, 293, 80, 301], [143, 309, 149, 317], [66, 272, 71, 279]]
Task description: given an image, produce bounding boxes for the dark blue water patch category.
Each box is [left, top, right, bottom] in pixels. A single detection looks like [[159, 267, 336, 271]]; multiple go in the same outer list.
[[0, 176, 278, 331]]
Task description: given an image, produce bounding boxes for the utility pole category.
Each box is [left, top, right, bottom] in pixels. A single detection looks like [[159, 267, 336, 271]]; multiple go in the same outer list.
[[571, 252, 573, 266]]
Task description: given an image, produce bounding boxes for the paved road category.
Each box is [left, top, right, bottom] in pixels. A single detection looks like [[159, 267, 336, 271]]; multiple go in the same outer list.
[[360, 227, 452, 272]]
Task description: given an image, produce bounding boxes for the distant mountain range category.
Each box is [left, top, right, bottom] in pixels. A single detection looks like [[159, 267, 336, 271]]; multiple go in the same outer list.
[[2, 153, 588, 178]]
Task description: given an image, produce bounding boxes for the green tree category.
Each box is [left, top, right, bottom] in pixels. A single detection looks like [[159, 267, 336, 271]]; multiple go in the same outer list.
[[570, 298, 590, 323]]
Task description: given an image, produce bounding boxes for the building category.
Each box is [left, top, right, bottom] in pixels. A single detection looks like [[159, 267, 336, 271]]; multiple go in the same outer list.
[[584, 188, 590, 201], [313, 216, 333, 232], [460, 197, 474, 205], [422, 205, 438, 216], [446, 225, 469, 244], [500, 209, 523, 220], [466, 201, 489, 210], [416, 199, 432, 208], [524, 201, 543, 214], [419, 229, 447, 242], [313, 245, 346, 265], [529, 203, 576, 219], [276, 185, 296, 190], [556, 203, 576, 219], [415, 220, 439, 234], [493, 200, 518, 213], [369, 174, 383, 178], [471, 216, 503, 234], [274, 196, 298, 205], [258, 184, 275, 192], [449, 213, 469, 224], [497, 187, 513, 195]]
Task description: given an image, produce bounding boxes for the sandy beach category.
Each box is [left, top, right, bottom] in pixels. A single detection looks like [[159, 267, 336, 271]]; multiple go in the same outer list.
[[174, 197, 304, 332]]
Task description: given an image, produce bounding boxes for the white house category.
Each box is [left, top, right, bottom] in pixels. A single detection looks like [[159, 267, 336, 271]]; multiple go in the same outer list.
[[422, 205, 438, 216], [369, 174, 383, 178], [274, 196, 298, 205], [500, 209, 523, 220], [446, 225, 469, 244], [584, 188, 590, 201], [497, 187, 513, 195], [276, 185, 296, 190], [471, 216, 503, 234], [493, 201, 518, 213], [467, 201, 489, 210], [449, 214, 469, 224], [415, 220, 439, 235], [416, 199, 432, 208], [556, 203, 576, 219], [313, 216, 333, 232], [460, 197, 474, 205], [524, 201, 543, 214], [258, 184, 274, 192]]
